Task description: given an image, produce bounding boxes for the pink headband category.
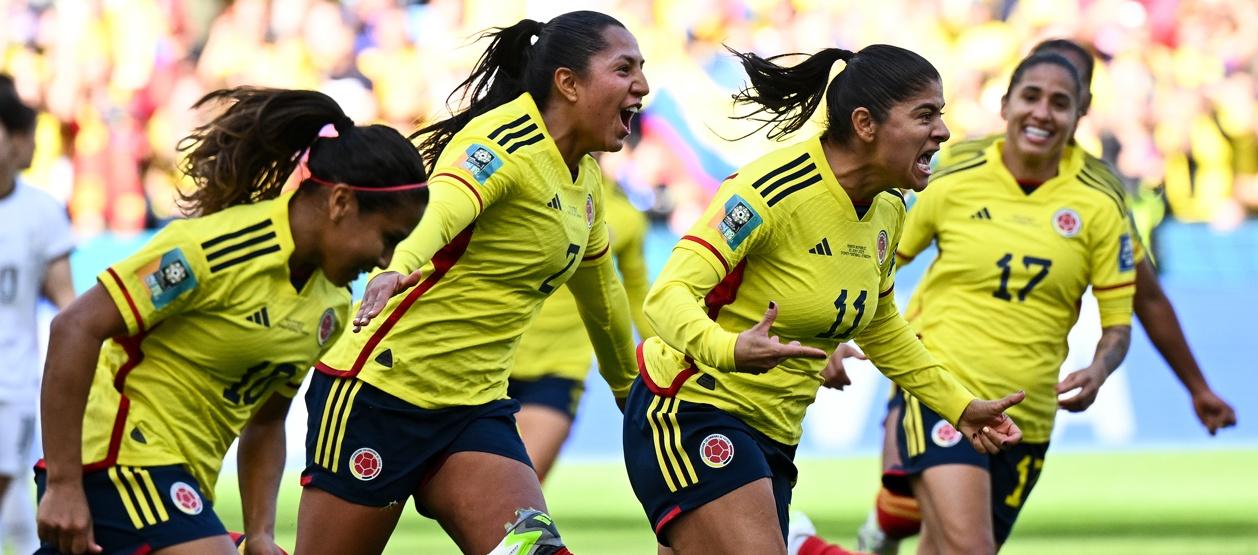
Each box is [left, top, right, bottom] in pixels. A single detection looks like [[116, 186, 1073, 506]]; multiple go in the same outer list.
[[297, 123, 427, 192]]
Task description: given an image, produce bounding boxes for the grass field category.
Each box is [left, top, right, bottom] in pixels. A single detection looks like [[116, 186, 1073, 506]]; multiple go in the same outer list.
[[212, 449, 1258, 554]]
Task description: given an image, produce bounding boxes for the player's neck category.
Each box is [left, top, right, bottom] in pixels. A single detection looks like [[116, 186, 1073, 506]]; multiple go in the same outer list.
[[821, 138, 886, 204], [286, 191, 321, 288], [539, 109, 582, 178], [1001, 143, 1060, 183], [0, 174, 16, 200]]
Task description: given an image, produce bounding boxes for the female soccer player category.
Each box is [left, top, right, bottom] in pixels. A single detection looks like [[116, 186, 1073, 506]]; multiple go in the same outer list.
[[35, 88, 429, 555], [510, 176, 653, 481], [622, 44, 1026, 555], [297, 11, 647, 555], [852, 39, 1237, 555], [872, 53, 1136, 554]]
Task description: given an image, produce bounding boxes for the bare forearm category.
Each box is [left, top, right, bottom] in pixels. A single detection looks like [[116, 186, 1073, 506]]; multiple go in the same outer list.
[[1134, 263, 1209, 393], [1092, 325, 1132, 376], [237, 418, 286, 539], [40, 316, 101, 485]]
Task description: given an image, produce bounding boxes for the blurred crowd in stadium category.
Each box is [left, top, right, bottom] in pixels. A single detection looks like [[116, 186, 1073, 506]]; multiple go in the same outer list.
[[2, 0, 1256, 236]]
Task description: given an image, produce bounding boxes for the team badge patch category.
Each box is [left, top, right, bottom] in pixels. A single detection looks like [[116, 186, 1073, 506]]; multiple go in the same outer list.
[[169, 481, 204, 515], [699, 433, 734, 469], [1052, 208, 1082, 238], [585, 193, 596, 228], [1118, 234, 1135, 272], [931, 420, 963, 448], [350, 448, 383, 481], [460, 144, 504, 184], [876, 230, 889, 265], [317, 308, 338, 346], [714, 194, 763, 250], [142, 248, 198, 310]]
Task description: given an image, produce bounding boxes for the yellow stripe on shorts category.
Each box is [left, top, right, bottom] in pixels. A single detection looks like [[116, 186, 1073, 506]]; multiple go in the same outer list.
[[647, 397, 696, 492], [330, 380, 364, 472], [663, 399, 698, 485], [107, 467, 145, 529], [135, 468, 170, 523], [120, 467, 159, 526], [316, 378, 351, 469]]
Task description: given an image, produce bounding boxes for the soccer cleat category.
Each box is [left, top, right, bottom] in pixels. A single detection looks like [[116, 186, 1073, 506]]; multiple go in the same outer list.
[[787, 510, 818, 555], [486, 508, 567, 555], [856, 510, 900, 555]]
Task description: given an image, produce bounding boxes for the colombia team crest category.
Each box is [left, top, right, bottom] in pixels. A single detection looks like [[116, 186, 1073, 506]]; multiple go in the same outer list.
[[699, 434, 734, 468], [1052, 208, 1082, 238], [317, 308, 338, 346], [876, 230, 889, 265], [931, 420, 963, 448], [585, 193, 596, 228], [169, 481, 204, 515], [350, 448, 383, 481]]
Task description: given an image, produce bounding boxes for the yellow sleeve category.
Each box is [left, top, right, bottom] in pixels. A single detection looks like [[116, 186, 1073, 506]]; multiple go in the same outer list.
[[644, 183, 772, 371], [1091, 204, 1138, 328], [896, 187, 941, 264], [855, 291, 976, 425], [97, 221, 215, 336], [389, 137, 518, 274], [614, 210, 654, 339], [567, 254, 637, 399]]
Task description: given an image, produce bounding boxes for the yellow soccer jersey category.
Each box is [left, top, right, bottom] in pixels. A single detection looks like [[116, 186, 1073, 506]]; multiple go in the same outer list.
[[936, 135, 1147, 264], [640, 136, 977, 446], [900, 139, 1137, 442], [318, 93, 635, 407], [86, 192, 349, 499], [512, 179, 654, 382]]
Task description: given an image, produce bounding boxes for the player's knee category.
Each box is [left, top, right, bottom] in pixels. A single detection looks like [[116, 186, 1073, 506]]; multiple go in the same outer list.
[[935, 522, 995, 555], [875, 487, 922, 539]]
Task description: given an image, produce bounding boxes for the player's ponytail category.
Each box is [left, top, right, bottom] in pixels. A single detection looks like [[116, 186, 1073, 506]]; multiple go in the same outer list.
[[414, 10, 625, 171], [729, 44, 942, 144], [729, 47, 851, 140], [178, 87, 427, 216]]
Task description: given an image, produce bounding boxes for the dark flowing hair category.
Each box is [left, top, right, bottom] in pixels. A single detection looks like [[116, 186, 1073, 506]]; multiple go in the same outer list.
[[0, 74, 37, 134], [178, 88, 427, 216], [1004, 53, 1084, 105], [1031, 38, 1096, 113], [728, 44, 942, 143], [413, 11, 625, 171]]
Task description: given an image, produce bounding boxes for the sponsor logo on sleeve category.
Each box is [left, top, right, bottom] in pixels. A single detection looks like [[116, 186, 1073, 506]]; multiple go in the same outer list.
[[1052, 208, 1082, 238], [715, 194, 763, 250], [459, 144, 504, 184], [1118, 234, 1135, 272], [142, 248, 198, 310]]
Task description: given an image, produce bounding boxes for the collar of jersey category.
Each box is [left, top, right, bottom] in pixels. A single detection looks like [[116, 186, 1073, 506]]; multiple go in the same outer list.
[[986, 137, 1085, 199]]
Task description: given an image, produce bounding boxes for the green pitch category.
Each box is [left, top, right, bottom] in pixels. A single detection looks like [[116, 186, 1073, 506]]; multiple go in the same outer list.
[[214, 449, 1258, 554]]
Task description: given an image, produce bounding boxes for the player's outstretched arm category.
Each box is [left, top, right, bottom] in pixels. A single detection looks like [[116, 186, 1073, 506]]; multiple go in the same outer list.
[[237, 394, 293, 555], [956, 392, 1026, 454], [1132, 260, 1237, 434], [41, 254, 77, 309], [38, 285, 126, 555], [568, 256, 638, 403], [1057, 324, 1131, 412]]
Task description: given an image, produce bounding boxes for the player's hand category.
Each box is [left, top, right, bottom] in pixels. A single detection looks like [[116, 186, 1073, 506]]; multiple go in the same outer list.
[[1056, 365, 1107, 412], [353, 270, 422, 332], [37, 482, 102, 554], [243, 532, 286, 555], [956, 391, 1025, 454], [1191, 388, 1237, 435], [820, 343, 866, 390], [733, 302, 827, 374]]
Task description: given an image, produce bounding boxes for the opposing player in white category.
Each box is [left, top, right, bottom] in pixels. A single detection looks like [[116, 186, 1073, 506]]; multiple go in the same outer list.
[[0, 74, 75, 537]]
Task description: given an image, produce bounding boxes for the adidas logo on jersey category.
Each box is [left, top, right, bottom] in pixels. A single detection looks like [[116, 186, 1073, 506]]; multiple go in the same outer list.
[[971, 207, 992, 220], [245, 307, 270, 327], [808, 238, 833, 256], [546, 195, 562, 210]]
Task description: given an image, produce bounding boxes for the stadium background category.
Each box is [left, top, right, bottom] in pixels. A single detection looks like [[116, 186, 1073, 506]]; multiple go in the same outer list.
[[5, 0, 1256, 553]]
